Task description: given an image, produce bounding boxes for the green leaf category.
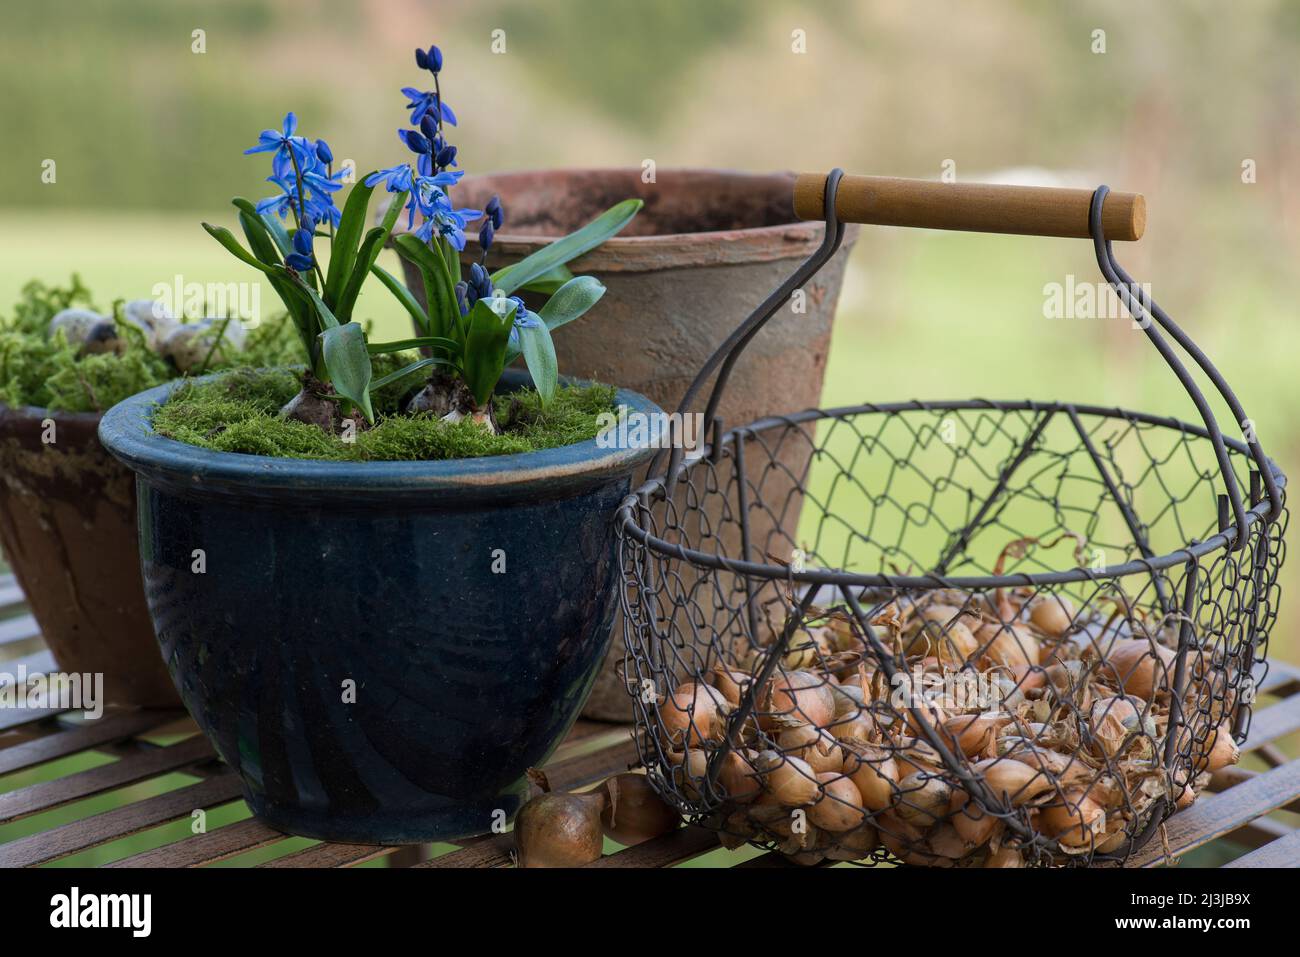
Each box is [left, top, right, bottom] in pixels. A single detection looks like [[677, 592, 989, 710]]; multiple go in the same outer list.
[[490, 198, 641, 295], [394, 233, 458, 343], [319, 322, 374, 423], [370, 263, 430, 335], [333, 226, 386, 325], [505, 276, 606, 364], [462, 298, 516, 407], [203, 222, 282, 277], [519, 263, 575, 296], [538, 276, 606, 332], [324, 180, 376, 309], [293, 276, 341, 331], [235, 209, 315, 358], [260, 210, 294, 257], [517, 319, 558, 405], [367, 336, 462, 357], [368, 355, 455, 392]]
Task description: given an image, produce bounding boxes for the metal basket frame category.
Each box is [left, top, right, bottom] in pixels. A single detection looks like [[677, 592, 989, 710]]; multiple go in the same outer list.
[[616, 169, 1289, 865]]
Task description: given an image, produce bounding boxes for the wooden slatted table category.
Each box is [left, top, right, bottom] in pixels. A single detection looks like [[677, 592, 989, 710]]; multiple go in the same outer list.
[[1, 572, 1297, 868]]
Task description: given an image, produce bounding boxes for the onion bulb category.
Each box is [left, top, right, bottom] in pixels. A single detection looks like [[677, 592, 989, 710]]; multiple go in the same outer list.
[[810, 772, 867, 832], [949, 788, 1002, 846], [1097, 640, 1175, 701], [600, 772, 680, 846], [894, 772, 952, 827], [665, 746, 709, 800], [660, 682, 728, 747], [974, 757, 1055, 806], [941, 712, 1012, 757], [1202, 720, 1241, 772], [984, 847, 1025, 867], [975, 621, 1040, 671], [1028, 595, 1075, 637], [824, 824, 879, 861], [1038, 790, 1105, 847], [845, 746, 900, 810], [756, 751, 820, 807], [709, 668, 758, 708], [907, 618, 979, 667], [760, 670, 835, 730], [717, 749, 763, 804], [514, 788, 607, 867], [777, 724, 844, 774]]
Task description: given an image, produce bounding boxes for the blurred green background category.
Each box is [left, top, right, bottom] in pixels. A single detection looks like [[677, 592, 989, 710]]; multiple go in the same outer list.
[[1, 0, 1297, 866]]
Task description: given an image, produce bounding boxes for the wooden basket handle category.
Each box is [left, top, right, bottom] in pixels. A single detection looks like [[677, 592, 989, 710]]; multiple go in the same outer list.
[[794, 172, 1146, 241]]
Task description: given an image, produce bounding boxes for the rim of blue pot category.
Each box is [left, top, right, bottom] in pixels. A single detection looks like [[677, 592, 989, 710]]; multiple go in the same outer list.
[[98, 368, 666, 502]]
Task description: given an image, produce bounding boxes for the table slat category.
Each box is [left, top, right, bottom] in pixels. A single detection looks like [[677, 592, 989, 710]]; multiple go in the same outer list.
[[416, 834, 512, 868], [0, 774, 244, 867], [0, 709, 184, 777], [588, 826, 719, 868], [0, 734, 214, 824], [1133, 758, 1300, 867], [105, 816, 285, 868], [259, 842, 395, 868]]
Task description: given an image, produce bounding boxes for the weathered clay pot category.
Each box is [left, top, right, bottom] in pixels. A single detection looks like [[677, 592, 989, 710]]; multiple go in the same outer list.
[[0, 405, 180, 707], [400, 168, 859, 720]]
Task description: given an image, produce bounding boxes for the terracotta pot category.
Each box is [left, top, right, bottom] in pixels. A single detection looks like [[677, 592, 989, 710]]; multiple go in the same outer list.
[[399, 168, 859, 720], [0, 405, 179, 707]]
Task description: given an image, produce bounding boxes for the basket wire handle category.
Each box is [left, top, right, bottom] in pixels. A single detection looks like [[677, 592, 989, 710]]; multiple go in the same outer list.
[[1089, 186, 1281, 545], [654, 169, 848, 492]]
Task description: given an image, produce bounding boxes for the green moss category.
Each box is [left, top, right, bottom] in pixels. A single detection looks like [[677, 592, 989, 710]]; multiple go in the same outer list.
[[0, 276, 302, 413], [151, 366, 618, 462]]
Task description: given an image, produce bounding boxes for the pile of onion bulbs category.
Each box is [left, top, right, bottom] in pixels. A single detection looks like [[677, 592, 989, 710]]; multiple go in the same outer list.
[[647, 558, 1245, 867]]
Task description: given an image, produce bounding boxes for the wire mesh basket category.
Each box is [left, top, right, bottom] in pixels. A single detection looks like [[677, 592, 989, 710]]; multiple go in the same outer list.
[[616, 170, 1288, 866]]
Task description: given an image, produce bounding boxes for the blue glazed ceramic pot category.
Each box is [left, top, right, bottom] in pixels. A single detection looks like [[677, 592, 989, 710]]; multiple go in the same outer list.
[[98, 370, 662, 844]]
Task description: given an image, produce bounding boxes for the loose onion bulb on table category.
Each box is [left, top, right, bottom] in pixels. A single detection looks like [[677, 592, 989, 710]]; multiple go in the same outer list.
[[600, 772, 680, 846], [514, 785, 607, 868]]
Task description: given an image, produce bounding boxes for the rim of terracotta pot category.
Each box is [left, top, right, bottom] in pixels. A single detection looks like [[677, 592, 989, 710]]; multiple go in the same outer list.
[[97, 368, 665, 504], [415, 167, 859, 271], [0, 402, 105, 445]]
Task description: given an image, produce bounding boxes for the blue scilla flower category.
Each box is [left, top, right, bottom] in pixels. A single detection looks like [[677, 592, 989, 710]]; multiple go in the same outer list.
[[419, 113, 439, 143], [244, 112, 312, 162], [426, 45, 443, 74], [506, 298, 541, 351], [285, 252, 314, 272], [315, 139, 333, 164], [435, 144, 458, 169], [401, 87, 457, 126], [413, 205, 482, 250], [479, 220, 494, 251], [292, 227, 313, 257], [364, 163, 415, 194]]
